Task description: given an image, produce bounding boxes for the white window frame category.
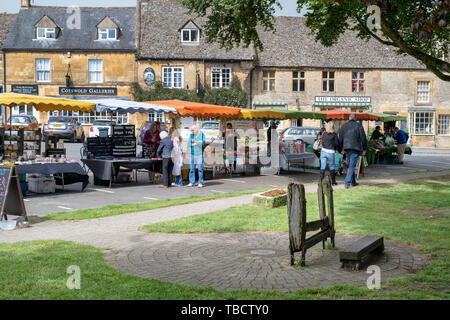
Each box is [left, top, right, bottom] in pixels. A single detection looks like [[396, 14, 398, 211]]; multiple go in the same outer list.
[[181, 29, 200, 43], [352, 71, 365, 93], [438, 114, 450, 136], [98, 28, 117, 40], [48, 111, 128, 125], [262, 70, 276, 92], [162, 66, 184, 89], [409, 111, 435, 136], [36, 58, 51, 83], [36, 27, 56, 39], [148, 112, 164, 123], [416, 81, 431, 104], [88, 59, 103, 84], [211, 67, 232, 88]]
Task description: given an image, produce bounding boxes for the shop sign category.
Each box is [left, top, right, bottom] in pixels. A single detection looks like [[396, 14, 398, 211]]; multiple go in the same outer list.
[[143, 67, 156, 86], [59, 87, 117, 96], [12, 85, 38, 95], [315, 96, 371, 103]]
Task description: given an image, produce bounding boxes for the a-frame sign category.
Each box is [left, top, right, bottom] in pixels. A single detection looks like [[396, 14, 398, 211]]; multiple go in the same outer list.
[[0, 165, 28, 221]]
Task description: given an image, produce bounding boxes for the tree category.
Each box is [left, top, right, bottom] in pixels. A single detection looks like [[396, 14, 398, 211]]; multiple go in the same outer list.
[[179, 0, 450, 81]]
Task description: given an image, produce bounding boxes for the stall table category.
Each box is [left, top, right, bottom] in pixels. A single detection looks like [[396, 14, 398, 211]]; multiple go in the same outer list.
[[16, 162, 89, 191], [81, 158, 163, 187], [280, 153, 316, 172]]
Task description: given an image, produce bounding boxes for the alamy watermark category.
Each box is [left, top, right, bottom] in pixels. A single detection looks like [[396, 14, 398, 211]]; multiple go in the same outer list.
[[66, 265, 81, 290], [366, 5, 381, 31], [366, 265, 381, 290]]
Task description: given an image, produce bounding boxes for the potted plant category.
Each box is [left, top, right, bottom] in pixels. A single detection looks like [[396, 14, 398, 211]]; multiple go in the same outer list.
[[253, 189, 287, 208]]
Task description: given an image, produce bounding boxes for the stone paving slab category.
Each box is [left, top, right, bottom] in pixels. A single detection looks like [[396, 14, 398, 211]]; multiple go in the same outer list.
[[104, 232, 428, 292]]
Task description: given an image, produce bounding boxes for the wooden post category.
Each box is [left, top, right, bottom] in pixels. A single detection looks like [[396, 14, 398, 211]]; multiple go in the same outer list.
[[323, 176, 336, 248], [287, 183, 306, 265]]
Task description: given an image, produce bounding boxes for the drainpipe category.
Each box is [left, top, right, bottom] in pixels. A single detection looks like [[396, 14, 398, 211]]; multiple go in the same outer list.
[[2, 51, 6, 124], [249, 63, 257, 109]]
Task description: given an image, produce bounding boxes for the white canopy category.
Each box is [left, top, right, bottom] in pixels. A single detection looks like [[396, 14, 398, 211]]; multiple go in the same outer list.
[[85, 99, 179, 115]]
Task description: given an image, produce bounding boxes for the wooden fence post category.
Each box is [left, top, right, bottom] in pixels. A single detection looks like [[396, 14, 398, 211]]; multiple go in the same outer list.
[[287, 183, 306, 265]]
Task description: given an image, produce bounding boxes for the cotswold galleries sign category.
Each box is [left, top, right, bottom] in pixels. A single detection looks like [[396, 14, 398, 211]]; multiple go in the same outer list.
[[59, 87, 117, 96]]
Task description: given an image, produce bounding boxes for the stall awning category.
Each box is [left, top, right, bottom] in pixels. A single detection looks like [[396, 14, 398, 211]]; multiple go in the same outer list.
[[317, 110, 378, 121], [367, 112, 407, 122], [236, 109, 286, 120], [143, 100, 241, 118], [85, 99, 179, 115], [282, 110, 327, 120], [0, 92, 95, 112]]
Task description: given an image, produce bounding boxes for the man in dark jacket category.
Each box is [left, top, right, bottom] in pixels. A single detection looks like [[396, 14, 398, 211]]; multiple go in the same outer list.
[[393, 127, 409, 164], [338, 114, 367, 188], [157, 131, 174, 188]]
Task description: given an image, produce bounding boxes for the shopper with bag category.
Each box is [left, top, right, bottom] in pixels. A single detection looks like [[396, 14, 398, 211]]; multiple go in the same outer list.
[[313, 127, 326, 158], [157, 130, 174, 188], [320, 121, 341, 185]]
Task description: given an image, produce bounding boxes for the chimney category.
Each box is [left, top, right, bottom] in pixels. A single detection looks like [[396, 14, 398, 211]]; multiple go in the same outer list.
[[21, 0, 31, 8]]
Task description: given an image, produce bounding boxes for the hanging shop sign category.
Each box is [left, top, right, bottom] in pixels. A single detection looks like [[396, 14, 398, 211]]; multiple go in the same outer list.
[[12, 85, 39, 95], [143, 67, 156, 86], [59, 87, 117, 96], [315, 96, 371, 104]]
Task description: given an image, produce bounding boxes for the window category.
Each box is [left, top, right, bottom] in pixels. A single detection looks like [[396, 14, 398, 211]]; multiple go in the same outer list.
[[89, 59, 103, 83], [18, 105, 34, 116], [438, 115, 450, 135], [322, 71, 335, 92], [263, 71, 275, 91], [148, 112, 164, 123], [292, 71, 305, 92], [352, 72, 365, 92], [417, 81, 431, 104], [36, 27, 55, 39], [181, 29, 199, 43], [211, 68, 231, 88], [36, 58, 50, 82], [163, 67, 183, 88], [98, 28, 117, 40], [410, 111, 435, 135]]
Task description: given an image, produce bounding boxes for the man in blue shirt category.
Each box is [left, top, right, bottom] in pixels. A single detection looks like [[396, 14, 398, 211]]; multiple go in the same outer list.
[[393, 127, 409, 164], [187, 125, 206, 187]]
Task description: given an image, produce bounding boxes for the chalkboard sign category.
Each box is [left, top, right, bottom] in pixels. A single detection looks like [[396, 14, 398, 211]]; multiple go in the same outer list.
[[0, 166, 27, 221]]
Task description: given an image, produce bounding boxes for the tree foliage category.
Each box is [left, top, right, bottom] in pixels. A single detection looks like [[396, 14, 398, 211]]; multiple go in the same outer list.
[[179, 0, 450, 81], [133, 76, 248, 107]]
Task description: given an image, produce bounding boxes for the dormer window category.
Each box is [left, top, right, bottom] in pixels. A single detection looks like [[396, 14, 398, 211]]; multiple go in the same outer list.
[[98, 28, 117, 40], [35, 15, 59, 40], [37, 27, 56, 39], [181, 29, 199, 43]]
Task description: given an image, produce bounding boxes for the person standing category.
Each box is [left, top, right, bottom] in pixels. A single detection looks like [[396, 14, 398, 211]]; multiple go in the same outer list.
[[314, 126, 326, 158], [170, 127, 184, 186], [393, 127, 409, 164], [320, 121, 341, 185], [267, 122, 278, 154], [338, 114, 367, 189], [157, 131, 174, 188], [187, 125, 205, 188], [143, 122, 161, 158]]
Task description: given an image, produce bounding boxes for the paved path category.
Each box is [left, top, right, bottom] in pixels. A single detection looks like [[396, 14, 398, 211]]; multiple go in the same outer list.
[[2, 170, 447, 291]]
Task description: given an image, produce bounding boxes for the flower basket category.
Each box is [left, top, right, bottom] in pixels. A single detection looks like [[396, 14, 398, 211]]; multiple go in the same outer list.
[[253, 189, 287, 208]]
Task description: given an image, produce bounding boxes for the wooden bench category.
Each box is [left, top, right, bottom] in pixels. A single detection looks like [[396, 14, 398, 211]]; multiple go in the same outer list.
[[339, 236, 384, 270]]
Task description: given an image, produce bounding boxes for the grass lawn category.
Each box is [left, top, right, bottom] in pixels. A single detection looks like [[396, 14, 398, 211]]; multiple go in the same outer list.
[[43, 188, 267, 221], [141, 175, 450, 299]]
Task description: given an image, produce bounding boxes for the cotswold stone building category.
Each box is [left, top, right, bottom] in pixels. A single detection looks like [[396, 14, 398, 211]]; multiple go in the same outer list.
[[1, 0, 449, 147], [0, 12, 18, 95], [1, 0, 137, 133]]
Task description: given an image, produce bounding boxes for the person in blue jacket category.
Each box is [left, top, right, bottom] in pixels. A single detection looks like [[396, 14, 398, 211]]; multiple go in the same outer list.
[[393, 127, 409, 164], [187, 125, 206, 188]]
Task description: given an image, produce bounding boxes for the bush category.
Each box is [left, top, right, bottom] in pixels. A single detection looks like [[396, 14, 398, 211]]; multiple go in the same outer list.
[[133, 76, 248, 108]]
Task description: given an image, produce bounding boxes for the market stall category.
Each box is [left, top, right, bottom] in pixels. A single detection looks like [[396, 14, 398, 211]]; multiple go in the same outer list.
[[0, 93, 95, 194], [80, 99, 179, 186]]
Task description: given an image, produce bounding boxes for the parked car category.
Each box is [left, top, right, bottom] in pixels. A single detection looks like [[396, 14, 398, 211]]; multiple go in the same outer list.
[[280, 126, 322, 145], [6, 115, 39, 128], [88, 120, 116, 138], [137, 121, 167, 145], [43, 116, 85, 142], [201, 121, 221, 143]]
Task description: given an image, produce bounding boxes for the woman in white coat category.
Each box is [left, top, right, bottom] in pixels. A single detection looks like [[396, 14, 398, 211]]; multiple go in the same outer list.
[[170, 127, 184, 186]]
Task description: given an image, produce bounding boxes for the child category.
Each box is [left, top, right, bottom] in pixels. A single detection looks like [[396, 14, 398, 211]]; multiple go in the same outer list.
[[335, 152, 344, 176]]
